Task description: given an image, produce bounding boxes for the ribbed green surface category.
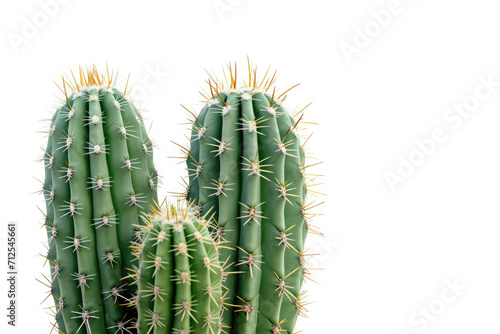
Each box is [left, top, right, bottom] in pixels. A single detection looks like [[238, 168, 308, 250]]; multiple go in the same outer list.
[[136, 206, 222, 334], [186, 89, 307, 334], [43, 87, 158, 334]]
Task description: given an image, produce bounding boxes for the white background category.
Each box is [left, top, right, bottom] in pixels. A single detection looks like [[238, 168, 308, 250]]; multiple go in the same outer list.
[[1, 0, 500, 333]]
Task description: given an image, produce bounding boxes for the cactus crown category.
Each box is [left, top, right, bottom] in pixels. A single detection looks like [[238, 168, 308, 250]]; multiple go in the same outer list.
[[199, 59, 299, 105], [55, 65, 130, 93]]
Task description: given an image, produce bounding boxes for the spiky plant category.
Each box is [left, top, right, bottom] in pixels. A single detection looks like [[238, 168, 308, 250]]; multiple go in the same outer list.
[[40, 66, 158, 334], [177, 60, 323, 334], [132, 202, 222, 334]]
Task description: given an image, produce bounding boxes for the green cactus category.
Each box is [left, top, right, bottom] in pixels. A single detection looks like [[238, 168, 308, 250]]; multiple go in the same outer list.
[[133, 203, 222, 334], [41, 67, 158, 334], [182, 62, 319, 334]]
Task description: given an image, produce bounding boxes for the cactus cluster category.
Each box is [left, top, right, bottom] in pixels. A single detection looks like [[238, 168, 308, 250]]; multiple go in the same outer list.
[[181, 62, 320, 333], [41, 68, 158, 334], [133, 204, 222, 334], [39, 63, 321, 334]]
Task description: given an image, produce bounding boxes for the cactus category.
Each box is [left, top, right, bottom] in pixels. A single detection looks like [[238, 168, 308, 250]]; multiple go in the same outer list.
[[181, 61, 321, 333], [133, 203, 222, 334], [41, 67, 158, 334]]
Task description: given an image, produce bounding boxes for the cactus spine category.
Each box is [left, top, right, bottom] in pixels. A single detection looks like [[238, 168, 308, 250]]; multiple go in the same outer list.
[[134, 204, 222, 334], [42, 67, 158, 334], [183, 62, 319, 333]]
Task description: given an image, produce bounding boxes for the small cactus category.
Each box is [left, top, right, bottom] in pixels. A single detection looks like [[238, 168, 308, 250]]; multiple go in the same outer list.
[[41, 67, 158, 333], [133, 203, 222, 334], [180, 61, 322, 333]]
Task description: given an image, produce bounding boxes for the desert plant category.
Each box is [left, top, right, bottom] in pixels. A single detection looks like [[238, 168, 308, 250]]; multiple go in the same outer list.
[[179, 61, 321, 333], [41, 67, 158, 334], [132, 203, 222, 334]]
